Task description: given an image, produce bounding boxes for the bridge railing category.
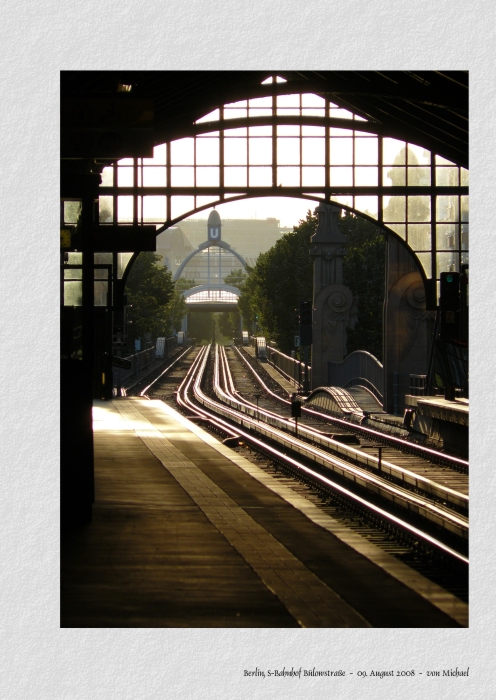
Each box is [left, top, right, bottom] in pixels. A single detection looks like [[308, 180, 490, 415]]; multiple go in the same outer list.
[[266, 343, 311, 390], [116, 336, 178, 383], [250, 341, 381, 398], [327, 350, 384, 403]]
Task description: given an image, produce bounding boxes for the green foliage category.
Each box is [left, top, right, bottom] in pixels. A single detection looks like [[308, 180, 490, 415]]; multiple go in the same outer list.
[[165, 288, 187, 334], [238, 209, 385, 358], [175, 278, 197, 292], [238, 211, 314, 353], [188, 312, 215, 343], [215, 269, 246, 340], [236, 265, 255, 329], [223, 269, 248, 289], [218, 311, 240, 339], [125, 252, 176, 343]]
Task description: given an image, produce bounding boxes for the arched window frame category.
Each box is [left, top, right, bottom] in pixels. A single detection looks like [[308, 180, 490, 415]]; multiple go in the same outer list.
[[97, 89, 468, 298]]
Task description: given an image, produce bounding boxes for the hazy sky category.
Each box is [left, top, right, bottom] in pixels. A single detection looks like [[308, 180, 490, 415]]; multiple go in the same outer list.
[[190, 196, 319, 229]]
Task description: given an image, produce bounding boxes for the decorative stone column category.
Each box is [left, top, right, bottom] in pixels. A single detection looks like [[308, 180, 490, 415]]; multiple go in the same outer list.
[[310, 204, 356, 389]]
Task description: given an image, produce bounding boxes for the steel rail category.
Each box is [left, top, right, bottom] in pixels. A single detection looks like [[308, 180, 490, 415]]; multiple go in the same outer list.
[[177, 344, 468, 564], [234, 345, 468, 471], [139, 346, 194, 396], [216, 346, 468, 534], [221, 346, 468, 512], [188, 345, 468, 539]]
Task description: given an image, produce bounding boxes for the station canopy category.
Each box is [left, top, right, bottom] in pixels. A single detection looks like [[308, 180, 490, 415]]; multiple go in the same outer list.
[[61, 71, 468, 294]]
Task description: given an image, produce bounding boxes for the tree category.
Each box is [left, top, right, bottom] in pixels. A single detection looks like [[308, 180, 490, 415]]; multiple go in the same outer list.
[[188, 312, 215, 343], [237, 212, 314, 353], [175, 278, 197, 292], [238, 209, 385, 358], [125, 252, 176, 344], [223, 269, 248, 289], [218, 310, 240, 340], [236, 265, 255, 330], [165, 288, 187, 334], [217, 269, 247, 339]]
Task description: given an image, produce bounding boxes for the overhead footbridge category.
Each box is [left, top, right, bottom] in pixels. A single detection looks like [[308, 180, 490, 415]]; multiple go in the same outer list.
[[182, 283, 241, 312]]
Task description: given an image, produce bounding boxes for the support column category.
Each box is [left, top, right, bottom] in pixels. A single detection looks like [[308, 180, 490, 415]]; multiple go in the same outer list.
[[61, 174, 99, 531], [310, 204, 355, 389], [383, 236, 436, 413]]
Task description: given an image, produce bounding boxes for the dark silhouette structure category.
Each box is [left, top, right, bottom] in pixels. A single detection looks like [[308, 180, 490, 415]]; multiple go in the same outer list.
[[61, 71, 468, 530]]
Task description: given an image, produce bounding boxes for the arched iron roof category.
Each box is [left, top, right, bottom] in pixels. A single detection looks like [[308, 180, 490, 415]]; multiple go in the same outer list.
[[61, 70, 468, 168]]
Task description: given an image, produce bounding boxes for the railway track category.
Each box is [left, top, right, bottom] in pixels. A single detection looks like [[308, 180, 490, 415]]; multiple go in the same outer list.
[[226, 346, 469, 506], [142, 343, 468, 600], [233, 346, 468, 470], [125, 346, 197, 398]]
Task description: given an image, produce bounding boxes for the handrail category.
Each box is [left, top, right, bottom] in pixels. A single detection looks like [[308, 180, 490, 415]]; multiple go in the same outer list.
[[266, 344, 311, 389], [328, 350, 383, 403]]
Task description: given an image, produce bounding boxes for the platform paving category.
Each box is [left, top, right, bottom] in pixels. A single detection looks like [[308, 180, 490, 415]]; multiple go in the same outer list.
[[60, 397, 467, 628]]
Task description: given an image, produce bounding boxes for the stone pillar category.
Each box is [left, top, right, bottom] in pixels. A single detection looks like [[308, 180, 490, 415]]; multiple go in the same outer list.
[[310, 204, 356, 389]]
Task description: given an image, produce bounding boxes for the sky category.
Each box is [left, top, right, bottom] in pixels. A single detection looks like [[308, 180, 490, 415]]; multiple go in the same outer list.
[[189, 196, 319, 229]]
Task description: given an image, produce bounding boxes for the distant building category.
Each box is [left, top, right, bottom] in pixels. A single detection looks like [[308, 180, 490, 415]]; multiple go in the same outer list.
[[174, 217, 291, 268], [156, 215, 292, 282], [155, 227, 194, 277]]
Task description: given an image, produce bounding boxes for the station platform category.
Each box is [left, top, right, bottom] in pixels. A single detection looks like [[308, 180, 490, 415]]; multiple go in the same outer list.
[[405, 394, 469, 455], [60, 397, 467, 628]]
